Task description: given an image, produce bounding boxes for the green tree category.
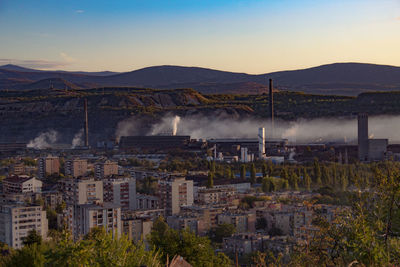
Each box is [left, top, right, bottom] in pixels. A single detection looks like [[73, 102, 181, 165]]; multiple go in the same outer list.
[[313, 158, 322, 187], [23, 230, 42, 246], [262, 178, 270, 193], [250, 163, 256, 184], [303, 168, 311, 191], [210, 223, 236, 243], [149, 217, 231, 266], [207, 172, 214, 188], [240, 165, 246, 179]]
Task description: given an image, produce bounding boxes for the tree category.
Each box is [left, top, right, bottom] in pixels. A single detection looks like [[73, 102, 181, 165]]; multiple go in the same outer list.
[[250, 163, 257, 184], [262, 163, 267, 177], [282, 179, 289, 191], [207, 172, 214, 188], [321, 165, 329, 186], [262, 178, 270, 193], [269, 179, 276, 192], [303, 168, 311, 191], [313, 158, 322, 187], [340, 173, 348, 191], [23, 230, 42, 246], [240, 165, 246, 179], [210, 160, 216, 173], [149, 217, 232, 266], [210, 223, 236, 243]]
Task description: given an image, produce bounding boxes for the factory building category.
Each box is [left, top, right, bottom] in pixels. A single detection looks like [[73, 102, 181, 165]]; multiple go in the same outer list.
[[119, 135, 191, 151], [358, 113, 388, 162]]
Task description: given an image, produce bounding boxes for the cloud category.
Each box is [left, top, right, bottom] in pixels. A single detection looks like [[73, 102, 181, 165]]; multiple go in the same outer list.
[[75, 9, 84, 14], [0, 58, 69, 69], [60, 52, 77, 63]]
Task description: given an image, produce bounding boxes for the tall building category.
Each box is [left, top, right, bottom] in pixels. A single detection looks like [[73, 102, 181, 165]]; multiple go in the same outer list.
[[358, 113, 369, 162], [103, 177, 136, 210], [38, 156, 60, 178], [77, 203, 121, 238], [0, 204, 48, 248], [95, 161, 118, 179], [60, 178, 103, 205], [60, 178, 104, 237], [158, 177, 194, 216], [65, 159, 88, 178]]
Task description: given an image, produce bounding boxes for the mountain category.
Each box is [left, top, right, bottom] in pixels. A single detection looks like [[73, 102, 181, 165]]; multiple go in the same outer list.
[[1, 62, 400, 96]]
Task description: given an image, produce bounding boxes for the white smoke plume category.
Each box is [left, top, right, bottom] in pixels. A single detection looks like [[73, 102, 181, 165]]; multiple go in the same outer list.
[[71, 129, 84, 148], [115, 114, 400, 144], [172, 115, 181, 136], [27, 130, 58, 149]]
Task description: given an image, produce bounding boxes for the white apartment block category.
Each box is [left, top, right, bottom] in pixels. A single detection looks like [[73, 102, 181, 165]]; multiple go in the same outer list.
[[0, 204, 48, 249]]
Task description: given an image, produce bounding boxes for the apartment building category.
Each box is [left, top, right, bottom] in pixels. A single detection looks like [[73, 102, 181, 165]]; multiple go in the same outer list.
[[65, 159, 88, 178], [95, 161, 118, 179], [38, 156, 60, 178], [158, 177, 193, 216], [103, 177, 136, 210], [78, 203, 121, 238], [0, 204, 48, 248], [2, 175, 42, 194]]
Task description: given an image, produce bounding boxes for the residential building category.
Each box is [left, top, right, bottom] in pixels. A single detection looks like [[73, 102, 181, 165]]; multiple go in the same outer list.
[[158, 177, 193, 216], [0, 204, 48, 249], [95, 161, 118, 179], [217, 212, 256, 233], [136, 194, 159, 210], [77, 203, 121, 238], [38, 156, 60, 178], [65, 159, 88, 178], [122, 217, 153, 243], [2, 175, 42, 194], [196, 187, 237, 205], [103, 177, 136, 210]]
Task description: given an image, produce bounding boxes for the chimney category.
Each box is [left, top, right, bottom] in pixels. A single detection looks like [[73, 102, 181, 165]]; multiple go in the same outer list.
[[269, 79, 274, 138], [258, 127, 265, 159], [84, 98, 89, 147], [358, 113, 368, 162]]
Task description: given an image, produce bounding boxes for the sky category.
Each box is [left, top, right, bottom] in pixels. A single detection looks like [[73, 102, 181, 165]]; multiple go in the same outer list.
[[0, 0, 399, 73]]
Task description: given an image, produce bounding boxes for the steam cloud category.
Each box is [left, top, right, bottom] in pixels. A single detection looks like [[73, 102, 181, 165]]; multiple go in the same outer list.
[[27, 130, 58, 149], [115, 114, 400, 143], [172, 116, 180, 136], [71, 129, 84, 148]]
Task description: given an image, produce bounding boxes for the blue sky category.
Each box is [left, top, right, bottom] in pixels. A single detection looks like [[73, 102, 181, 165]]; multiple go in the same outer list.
[[0, 0, 399, 73]]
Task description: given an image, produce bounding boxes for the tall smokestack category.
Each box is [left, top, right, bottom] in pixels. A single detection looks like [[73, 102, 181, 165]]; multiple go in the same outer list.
[[258, 127, 265, 159], [269, 79, 274, 138], [84, 98, 89, 147], [358, 113, 368, 162]]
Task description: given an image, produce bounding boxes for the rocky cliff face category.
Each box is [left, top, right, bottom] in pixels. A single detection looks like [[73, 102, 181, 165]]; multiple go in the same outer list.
[[0, 88, 253, 145]]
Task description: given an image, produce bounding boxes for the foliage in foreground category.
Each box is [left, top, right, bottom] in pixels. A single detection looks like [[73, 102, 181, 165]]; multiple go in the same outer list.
[[0, 228, 161, 267], [149, 217, 232, 267]]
